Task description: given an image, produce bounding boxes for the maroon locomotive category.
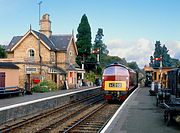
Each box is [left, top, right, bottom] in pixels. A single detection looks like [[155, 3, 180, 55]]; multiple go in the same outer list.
[[102, 63, 138, 101]]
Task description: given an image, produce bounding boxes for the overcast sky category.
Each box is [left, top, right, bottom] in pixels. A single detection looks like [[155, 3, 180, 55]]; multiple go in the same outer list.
[[0, 0, 180, 68]]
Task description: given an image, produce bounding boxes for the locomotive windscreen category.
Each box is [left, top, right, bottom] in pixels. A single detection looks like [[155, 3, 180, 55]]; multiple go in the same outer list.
[[103, 66, 129, 76]]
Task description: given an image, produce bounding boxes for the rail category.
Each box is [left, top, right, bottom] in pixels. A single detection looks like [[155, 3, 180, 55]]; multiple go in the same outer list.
[[0, 94, 103, 132], [63, 103, 120, 133]]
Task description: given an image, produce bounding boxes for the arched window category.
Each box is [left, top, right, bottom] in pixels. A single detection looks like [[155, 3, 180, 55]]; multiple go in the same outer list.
[[69, 51, 72, 56], [28, 49, 35, 58]]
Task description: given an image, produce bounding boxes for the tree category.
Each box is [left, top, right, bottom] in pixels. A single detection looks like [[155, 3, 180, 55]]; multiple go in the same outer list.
[[0, 45, 6, 58], [93, 28, 109, 55], [153, 41, 163, 67], [127, 61, 139, 70], [100, 55, 128, 69], [149, 56, 154, 67], [150, 41, 171, 67], [76, 14, 92, 67], [150, 41, 179, 68], [161, 45, 171, 67]]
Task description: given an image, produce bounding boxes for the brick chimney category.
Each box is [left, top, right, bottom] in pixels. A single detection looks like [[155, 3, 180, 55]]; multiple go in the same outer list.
[[40, 14, 52, 38]]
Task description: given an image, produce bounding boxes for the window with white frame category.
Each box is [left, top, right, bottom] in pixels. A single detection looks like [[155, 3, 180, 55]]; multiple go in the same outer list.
[[28, 49, 35, 58], [69, 51, 72, 56]]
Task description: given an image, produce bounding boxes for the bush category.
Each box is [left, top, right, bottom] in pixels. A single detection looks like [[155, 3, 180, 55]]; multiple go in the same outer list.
[[85, 71, 96, 83], [32, 80, 57, 93]]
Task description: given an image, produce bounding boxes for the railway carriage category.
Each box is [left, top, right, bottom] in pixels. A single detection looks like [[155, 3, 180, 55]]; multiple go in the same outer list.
[[167, 68, 180, 98], [102, 63, 138, 101]]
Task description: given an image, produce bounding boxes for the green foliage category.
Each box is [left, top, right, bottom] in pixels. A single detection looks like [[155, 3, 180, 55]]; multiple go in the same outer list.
[[170, 58, 180, 67], [32, 85, 49, 93], [84, 54, 97, 71], [84, 71, 96, 83], [150, 41, 179, 68], [127, 61, 139, 70], [93, 28, 109, 55], [75, 15, 141, 75], [0, 45, 6, 58], [76, 14, 92, 68], [97, 66, 102, 75], [100, 55, 127, 69], [32, 80, 57, 93]]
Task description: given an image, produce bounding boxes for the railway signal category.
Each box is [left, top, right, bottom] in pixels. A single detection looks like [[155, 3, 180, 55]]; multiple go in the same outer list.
[[154, 56, 163, 87], [92, 49, 100, 54], [92, 49, 100, 65], [154, 57, 162, 61]]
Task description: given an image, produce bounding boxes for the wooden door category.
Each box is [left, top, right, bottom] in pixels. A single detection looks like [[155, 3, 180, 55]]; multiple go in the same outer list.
[[0, 72, 5, 87], [26, 74, 31, 91]]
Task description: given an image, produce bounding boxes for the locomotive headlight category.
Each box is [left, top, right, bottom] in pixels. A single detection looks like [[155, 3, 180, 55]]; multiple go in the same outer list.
[[102, 76, 104, 80]]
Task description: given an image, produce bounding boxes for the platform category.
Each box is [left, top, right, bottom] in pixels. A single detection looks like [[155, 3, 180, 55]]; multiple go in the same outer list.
[[102, 87, 180, 133], [0, 86, 91, 108], [0, 86, 101, 124]]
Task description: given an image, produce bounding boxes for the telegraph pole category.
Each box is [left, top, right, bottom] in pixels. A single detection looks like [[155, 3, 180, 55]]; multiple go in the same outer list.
[[38, 1, 42, 77]]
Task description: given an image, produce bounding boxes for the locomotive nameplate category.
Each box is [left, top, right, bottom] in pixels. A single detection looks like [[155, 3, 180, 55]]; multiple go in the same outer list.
[[109, 83, 122, 88], [105, 81, 126, 91]]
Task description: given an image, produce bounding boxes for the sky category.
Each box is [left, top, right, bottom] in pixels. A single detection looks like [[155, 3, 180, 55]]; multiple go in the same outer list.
[[0, 0, 180, 68]]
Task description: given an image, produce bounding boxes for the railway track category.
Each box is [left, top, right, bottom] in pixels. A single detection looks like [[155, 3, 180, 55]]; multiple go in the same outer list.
[[0, 94, 120, 133], [62, 103, 120, 133], [0, 94, 103, 133]]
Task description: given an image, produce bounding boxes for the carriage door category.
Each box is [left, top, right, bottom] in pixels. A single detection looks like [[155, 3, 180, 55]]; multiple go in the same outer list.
[[0, 72, 5, 87]]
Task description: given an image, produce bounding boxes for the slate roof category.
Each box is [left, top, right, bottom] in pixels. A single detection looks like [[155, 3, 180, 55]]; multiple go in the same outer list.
[[67, 64, 85, 72], [0, 62, 19, 69], [49, 66, 66, 74], [7, 36, 23, 50], [50, 35, 72, 51], [32, 30, 57, 51], [67, 65, 77, 71], [7, 30, 73, 52]]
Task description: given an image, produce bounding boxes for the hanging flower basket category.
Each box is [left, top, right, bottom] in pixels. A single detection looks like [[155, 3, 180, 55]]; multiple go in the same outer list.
[[32, 79, 40, 84]]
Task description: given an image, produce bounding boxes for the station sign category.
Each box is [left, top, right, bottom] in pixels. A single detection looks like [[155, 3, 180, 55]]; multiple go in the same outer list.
[[26, 67, 37, 74]]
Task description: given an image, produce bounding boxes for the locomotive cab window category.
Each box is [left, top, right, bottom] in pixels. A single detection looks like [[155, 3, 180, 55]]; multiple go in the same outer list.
[[103, 66, 129, 76], [103, 67, 115, 75]]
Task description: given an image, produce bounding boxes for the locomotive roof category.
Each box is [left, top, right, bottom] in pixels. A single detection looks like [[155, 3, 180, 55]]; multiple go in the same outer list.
[[106, 62, 136, 72], [106, 62, 127, 69]]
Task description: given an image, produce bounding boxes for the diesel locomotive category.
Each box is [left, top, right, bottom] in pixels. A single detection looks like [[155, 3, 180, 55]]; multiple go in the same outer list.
[[102, 63, 138, 101]]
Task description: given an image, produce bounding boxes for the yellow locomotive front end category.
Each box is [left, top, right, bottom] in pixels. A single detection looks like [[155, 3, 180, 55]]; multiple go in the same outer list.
[[104, 81, 127, 91]]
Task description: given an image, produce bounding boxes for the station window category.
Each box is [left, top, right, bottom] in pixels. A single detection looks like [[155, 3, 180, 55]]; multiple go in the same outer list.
[[69, 51, 72, 56], [28, 49, 35, 58]]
